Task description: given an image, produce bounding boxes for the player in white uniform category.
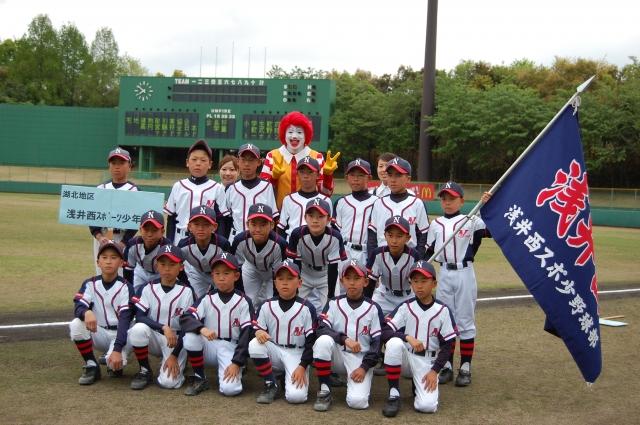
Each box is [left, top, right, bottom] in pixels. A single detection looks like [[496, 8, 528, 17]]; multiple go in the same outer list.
[[230, 203, 287, 308], [164, 139, 230, 243], [367, 157, 429, 259], [278, 156, 331, 241], [124, 210, 172, 290], [177, 206, 231, 299], [312, 260, 384, 411], [90, 147, 138, 275], [249, 260, 317, 404], [181, 253, 254, 396], [381, 261, 457, 417], [70, 241, 134, 384], [226, 143, 279, 242], [286, 198, 347, 312], [334, 159, 377, 268], [426, 182, 491, 386], [367, 216, 420, 315], [128, 245, 195, 390]]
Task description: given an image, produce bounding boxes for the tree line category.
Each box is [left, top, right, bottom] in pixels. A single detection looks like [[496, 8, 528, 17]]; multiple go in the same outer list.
[[2, 15, 639, 187]]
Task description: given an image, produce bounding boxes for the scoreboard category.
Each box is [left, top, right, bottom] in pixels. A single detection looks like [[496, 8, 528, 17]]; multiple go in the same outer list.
[[117, 76, 335, 153]]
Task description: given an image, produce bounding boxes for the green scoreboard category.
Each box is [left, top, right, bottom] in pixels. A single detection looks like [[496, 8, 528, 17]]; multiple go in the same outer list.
[[117, 76, 336, 156]]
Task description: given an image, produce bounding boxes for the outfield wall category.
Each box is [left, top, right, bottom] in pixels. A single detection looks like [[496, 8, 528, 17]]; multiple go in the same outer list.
[[1, 182, 638, 228]]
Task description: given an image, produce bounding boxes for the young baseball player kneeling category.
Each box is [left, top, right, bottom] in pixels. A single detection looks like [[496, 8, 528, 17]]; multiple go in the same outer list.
[[128, 245, 195, 390], [177, 206, 231, 300], [70, 241, 134, 384], [312, 259, 384, 411], [381, 261, 456, 417], [180, 253, 254, 396], [249, 260, 316, 405]]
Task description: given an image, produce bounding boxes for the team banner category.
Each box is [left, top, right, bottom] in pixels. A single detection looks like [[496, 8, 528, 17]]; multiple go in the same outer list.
[[59, 185, 164, 230], [480, 107, 601, 383]]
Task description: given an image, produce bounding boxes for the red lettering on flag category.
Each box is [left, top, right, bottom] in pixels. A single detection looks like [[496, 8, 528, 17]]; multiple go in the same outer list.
[[567, 215, 595, 267], [590, 274, 599, 305]]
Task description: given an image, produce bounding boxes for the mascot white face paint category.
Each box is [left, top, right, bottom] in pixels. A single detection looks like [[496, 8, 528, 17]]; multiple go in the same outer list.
[[285, 125, 306, 154]]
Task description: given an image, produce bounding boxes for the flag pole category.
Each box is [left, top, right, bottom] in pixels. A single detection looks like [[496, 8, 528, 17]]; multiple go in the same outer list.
[[426, 75, 596, 264]]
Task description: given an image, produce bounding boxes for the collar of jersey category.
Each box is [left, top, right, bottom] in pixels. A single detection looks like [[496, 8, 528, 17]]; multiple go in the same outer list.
[[189, 175, 209, 185]]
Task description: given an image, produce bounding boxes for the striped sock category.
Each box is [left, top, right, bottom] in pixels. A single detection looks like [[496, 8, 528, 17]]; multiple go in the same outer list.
[[313, 358, 332, 387], [385, 363, 401, 391], [133, 345, 151, 371], [74, 339, 97, 364], [188, 350, 205, 379], [253, 357, 274, 384], [460, 338, 475, 366]]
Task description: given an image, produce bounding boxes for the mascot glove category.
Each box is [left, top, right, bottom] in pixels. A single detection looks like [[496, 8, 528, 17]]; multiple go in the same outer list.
[[323, 150, 341, 175]]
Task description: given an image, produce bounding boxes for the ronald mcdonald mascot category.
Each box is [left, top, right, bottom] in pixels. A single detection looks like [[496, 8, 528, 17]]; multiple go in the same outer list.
[[260, 111, 340, 208]]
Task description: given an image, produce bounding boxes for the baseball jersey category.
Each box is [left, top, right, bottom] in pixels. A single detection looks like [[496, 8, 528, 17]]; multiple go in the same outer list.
[[333, 192, 377, 247], [225, 178, 279, 236], [367, 246, 420, 292], [385, 298, 457, 352], [187, 289, 253, 341], [278, 191, 332, 240], [177, 233, 232, 275], [253, 296, 316, 348], [426, 214, 488, 265], [164, 177, 229, 233], [368, 193, 429, 249], [74, 275, 132, 329], [124, 237, 172, 274], [133, 280, 195, 331], [230, 230, 287, 273], [287, 226, 347, 268], [318, 296, 384, 354], [90, 180, 138, 237]]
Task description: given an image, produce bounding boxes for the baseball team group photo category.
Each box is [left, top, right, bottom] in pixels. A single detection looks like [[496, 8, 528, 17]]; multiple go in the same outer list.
[[1, 2, 640, 424]]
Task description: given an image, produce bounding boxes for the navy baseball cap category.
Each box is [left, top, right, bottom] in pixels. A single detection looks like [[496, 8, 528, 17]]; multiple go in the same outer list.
[[409, 260, 437, 280], [97, 240, 124, 259], [305, 198, 331, 216], [238, 143, 261, 159], [438, 181, 464, 198], [297, 156, 320, 172], [155, 244, 184, 263], [273, 259, 301, 277], [341, 259, 367, 278], [345, 158, 371, 175], [188, 139, 213, 159], [140, 210, 165, 229], [210, 252, 240, 271], [247, 203, 274, 222], [386, 157, 412, 175], [108, 147, 131, 162], [385, 215, 410, 234], [189, 206, 217, 225]]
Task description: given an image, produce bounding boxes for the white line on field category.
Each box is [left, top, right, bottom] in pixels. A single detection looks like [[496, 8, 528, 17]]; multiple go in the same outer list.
[[1, 288, 639, 330]]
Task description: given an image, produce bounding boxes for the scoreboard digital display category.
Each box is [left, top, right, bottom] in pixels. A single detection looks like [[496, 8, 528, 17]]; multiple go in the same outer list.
[[117, 76, 335, 153]]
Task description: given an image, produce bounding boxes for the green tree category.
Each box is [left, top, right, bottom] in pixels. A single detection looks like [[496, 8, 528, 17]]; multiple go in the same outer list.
[[57, 23, 90, 105], [77, 27, 121, 106]]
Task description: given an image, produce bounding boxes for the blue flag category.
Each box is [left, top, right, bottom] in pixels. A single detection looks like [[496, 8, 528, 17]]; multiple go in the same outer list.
[[480, 106, 601, 383]]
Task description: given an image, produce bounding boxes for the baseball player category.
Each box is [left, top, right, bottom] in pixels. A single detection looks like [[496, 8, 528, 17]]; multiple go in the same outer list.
[[249, 260, 317, 404], [286, 198, 347, 312], [277, 156, 331, 241], [177, 206, 231, 299], [230, 203, 287, 308], [367, 157, 429, 259], [312, 259, 384, 411], [164, 139, 230, 243], [90, 147, 138, 275], [367, 216, 421, 315], [381, 261, 456, 417], [226, 143, 279, 242], [333, 158, 377, 268], [180, 253, 254, 396], [128, 244, 195, 390], [70, 241, 134, 384], [123, 210, 172, 290], [425, 182, 492, 386]]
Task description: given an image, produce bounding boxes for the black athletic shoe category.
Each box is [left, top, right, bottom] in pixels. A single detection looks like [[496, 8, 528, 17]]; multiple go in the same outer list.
[[98, 354, 107, 365], [184, 376, 210, 396], [455, 369, 472, 387], [438, 367, 454, 384], [256, 381, 279, 404], [313, 389, 332, 411], [382, 395, 401, 417], [106, 367, 123, 378], [78, 364, 101, 385], [130, 369, 153, 390]]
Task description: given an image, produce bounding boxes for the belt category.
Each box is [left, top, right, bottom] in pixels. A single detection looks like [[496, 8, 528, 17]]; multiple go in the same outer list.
[[101, 325, 118, 331], [389, 288, 412, 297], [306, 264, 324, 271], [438, 261, 470, 270], [413, 349, 437, 358], [348, 243, 363, 251], [219, 337, 238, 343], [278, 343, 303, 349]]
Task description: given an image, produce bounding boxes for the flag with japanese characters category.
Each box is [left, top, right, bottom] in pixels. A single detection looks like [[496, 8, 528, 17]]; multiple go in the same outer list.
[[480, 106, 601, 383]]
